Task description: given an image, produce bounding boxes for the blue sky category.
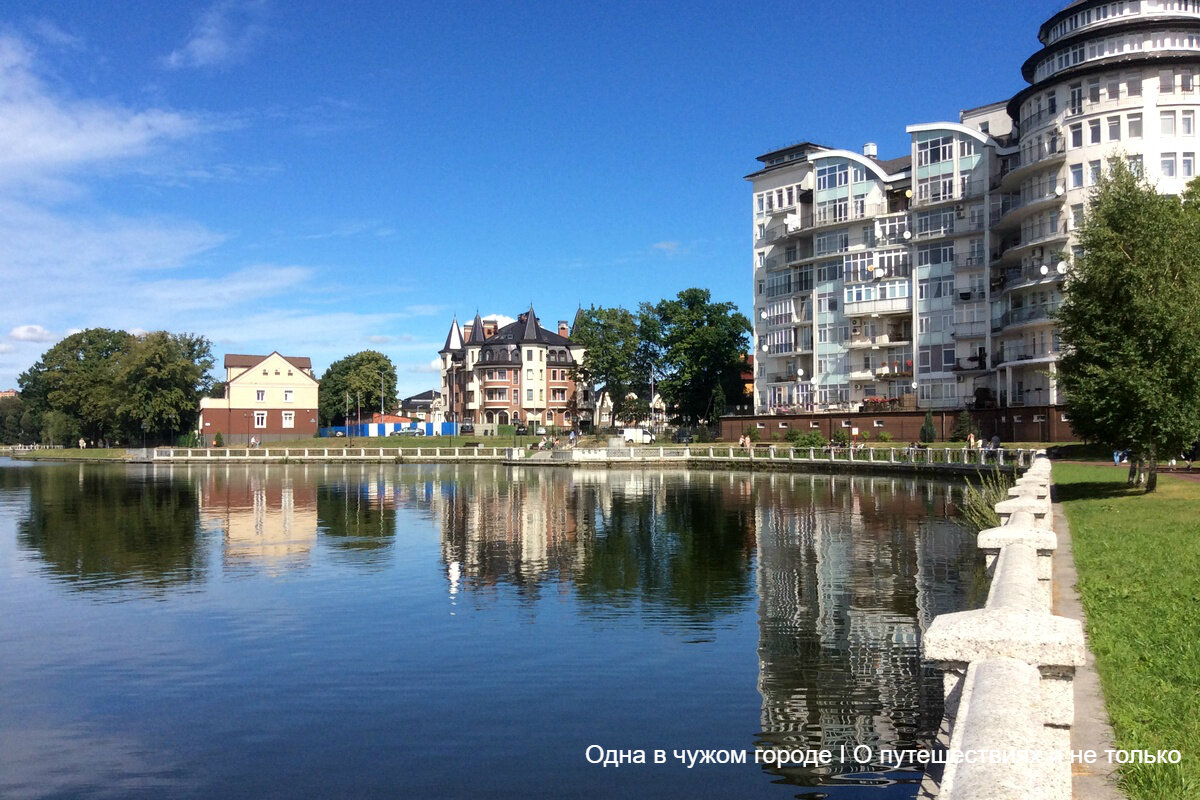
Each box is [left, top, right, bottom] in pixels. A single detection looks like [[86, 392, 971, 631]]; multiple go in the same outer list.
[[0, 0, 1063, 396]]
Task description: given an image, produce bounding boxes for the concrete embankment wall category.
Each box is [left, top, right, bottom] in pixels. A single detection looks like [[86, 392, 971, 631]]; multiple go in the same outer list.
[[921, 454, 1084, 799]]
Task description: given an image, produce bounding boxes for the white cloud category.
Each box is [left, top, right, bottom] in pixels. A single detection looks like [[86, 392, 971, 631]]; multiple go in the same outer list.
[[409, 357, 442, 374], [163, 0, 269, 70], [0, 343, 16, 354], [365, 335, 392, 345], [0, 36, 204, 185], [652, 240, 683, 255], [482, 313, 516, 327], [8, 324, 55, 342]]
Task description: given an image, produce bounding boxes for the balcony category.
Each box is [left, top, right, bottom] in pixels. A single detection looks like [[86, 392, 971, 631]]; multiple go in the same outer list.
[[951, 320, 988, 338], [811, 201, 887, 230], [764, 246, 814, 270], [953, 356, 988, 372], [842, 296, 912, 316], [913, 218, 987, 240], [847, 330, 911, 349], [911, 178, 988, 209], [993, 346, 1061, 367], [999, 302, 1062, 330], [954, 288, 986, 303]]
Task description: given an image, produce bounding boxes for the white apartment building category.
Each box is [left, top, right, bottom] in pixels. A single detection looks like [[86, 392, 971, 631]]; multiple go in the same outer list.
[[750, 0, 1200, 414]]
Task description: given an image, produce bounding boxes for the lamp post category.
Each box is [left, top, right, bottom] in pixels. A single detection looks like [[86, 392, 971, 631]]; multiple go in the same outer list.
[[795, 368, 804, 413]]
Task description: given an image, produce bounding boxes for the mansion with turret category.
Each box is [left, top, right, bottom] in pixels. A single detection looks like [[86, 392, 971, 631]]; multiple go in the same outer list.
[[438, 307, 594, 431]]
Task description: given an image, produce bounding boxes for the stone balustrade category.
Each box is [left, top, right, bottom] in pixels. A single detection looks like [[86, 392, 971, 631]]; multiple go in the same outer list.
[[923, 452, 1084, 799]]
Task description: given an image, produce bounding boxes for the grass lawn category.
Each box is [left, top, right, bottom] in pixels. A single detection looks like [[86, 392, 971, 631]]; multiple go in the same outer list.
[[1053, 463, 1200, 800], [9, 448, 132, 461]]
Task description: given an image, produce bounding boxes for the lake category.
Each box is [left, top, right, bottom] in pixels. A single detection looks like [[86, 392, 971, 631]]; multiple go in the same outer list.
[[0, 459, 979, 799]]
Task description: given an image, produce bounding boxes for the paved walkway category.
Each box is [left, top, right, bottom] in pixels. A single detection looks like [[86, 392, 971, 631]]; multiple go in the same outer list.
[[1051, 495, 1126, 800]]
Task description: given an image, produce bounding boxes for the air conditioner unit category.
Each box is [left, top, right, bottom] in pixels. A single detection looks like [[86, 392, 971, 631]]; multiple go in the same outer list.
[[955, 204, 966, 219]]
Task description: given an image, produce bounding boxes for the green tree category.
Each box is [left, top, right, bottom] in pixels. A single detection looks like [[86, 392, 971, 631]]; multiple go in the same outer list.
[[920, 410, 937, 444], [18, 328, 134, 444], [116, 332, 214, 444], [318, 350, 398, 425], [570, 306, 646, 429], [641, 288, 751, 425], [1057, 160, 1200, 491], [0, 394, 33, 445], [949, 410, 980, 442]]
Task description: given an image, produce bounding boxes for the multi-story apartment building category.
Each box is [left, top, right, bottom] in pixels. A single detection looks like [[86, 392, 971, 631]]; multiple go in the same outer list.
[[750, 0, 1200, 414], [438, 307, 592, 430]]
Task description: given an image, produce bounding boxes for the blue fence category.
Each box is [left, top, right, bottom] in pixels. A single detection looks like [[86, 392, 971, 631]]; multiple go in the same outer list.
[[319, 422, 461, 438]]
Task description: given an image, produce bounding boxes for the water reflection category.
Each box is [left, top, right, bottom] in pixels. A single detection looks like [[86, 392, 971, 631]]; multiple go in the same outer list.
[[16, 464, 205, 593], [196, 467, 318, 572], [752, 472, 975, 790], [2, 461, 975, 797]]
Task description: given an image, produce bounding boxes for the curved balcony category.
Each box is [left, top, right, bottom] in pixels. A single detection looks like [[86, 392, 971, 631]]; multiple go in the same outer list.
[[997, 302, 1062, 332], [843, 296, 912, 317]]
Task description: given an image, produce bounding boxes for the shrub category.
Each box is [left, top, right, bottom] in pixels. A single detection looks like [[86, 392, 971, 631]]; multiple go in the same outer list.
[[956, 468, 1015, 532], [877, 431, 894, 443], [746, 426, 760, 442], [787, 430, 826, 448], [831, 428, 851, 447], [920, 410, 937, 443], [213, 431, 224, 447]]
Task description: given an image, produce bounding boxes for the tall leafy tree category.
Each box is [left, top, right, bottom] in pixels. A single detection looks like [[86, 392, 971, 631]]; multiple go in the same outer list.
[[570, 307, 646, 427], [19, 328, 134, 443], [642, 288, 751, 425], [1057, 160, 1200, 491], [116, 332, 214, 443], [318, 351, 398, 425]]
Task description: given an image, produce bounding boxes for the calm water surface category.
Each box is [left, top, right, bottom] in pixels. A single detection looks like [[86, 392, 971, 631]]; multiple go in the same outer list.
[[0, 459, 979, 799]]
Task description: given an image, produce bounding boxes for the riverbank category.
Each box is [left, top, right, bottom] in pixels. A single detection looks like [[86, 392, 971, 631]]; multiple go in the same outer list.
[[1053, 463, 1200, 800]]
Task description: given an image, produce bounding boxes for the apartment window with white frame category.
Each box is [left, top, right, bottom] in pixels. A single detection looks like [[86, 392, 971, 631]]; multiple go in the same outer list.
[[254, 411, 267, 428], [1108, 116, 1121, 141], [1088, 160, 1102, 184], [1069, 82, 1083, 114], [1127, 76, 1142, 97], [283, 389, 293, 402], [1107, 76, 1121, 100], [1070, 163, 1084, 188], [1128, 113, 1142, 138], [1089, 119, 1101, 144], [1069, 122, 1083, 148], [816, 163, 848, 190], [1185, 152, 1196, 178], [1128, 154, 1144, 176], [1088, 78, 1101, 103], [815, 231, 849, 256], [282, 411, 294, 429], [1161, 110, 1176, 136], [1184, 110, 1195, 136], [256, 390, 265, 402], [1160, 70, 1175, 94], [916, 136, 954, 166], [1185, 72, 1195, 93], [1162, 152, 1177, 178]]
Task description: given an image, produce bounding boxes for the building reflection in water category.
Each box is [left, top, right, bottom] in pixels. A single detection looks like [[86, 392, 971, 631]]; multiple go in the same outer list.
[[752, 471, 974, 788], [195, 465, 318, 574]]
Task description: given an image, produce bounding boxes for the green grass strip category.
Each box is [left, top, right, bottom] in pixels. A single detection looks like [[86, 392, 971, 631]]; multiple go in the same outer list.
[[1053, 463, 1200, 800]]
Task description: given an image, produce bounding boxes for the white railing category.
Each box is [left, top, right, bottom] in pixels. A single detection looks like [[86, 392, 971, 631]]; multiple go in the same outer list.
[[922, 454, 1084, 799]]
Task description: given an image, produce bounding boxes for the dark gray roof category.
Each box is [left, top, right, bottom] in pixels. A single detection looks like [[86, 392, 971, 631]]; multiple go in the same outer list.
[[873, 155, 912, 175], [467, 311, 486, 344], [402, 390, 440, 405]]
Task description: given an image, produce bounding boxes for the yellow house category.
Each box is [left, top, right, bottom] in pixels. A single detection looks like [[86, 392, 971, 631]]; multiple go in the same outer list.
[[198, 353, 319, 444]]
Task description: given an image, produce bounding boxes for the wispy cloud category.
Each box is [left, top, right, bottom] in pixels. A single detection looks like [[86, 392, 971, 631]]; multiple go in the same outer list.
[[409, 357, 443, 375], [30, 19, 85, 51], [652, 240, 683, 255], [0, 36, 204, 185], [163, 0, 270, 70]]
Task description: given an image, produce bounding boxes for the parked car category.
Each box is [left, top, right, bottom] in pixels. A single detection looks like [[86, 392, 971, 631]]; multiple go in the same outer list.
[[389, 428, 424, 437], [535, 426, 547, 435], [672, 429, 694, 444], [333, 431, 346, 437], [623, 427, 655, 445], [514, 424, 528, 436], [460, 423, 475, 435]]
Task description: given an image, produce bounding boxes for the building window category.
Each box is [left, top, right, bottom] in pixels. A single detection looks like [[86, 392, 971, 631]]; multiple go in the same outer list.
[[1128, 113, 1143, 138], [256, 390, 265, 402], [1184, 153, 1195, 178], [526, 389, 533, 401], [254, 412, 267, 428], [1108, 116, 1121, 141], [1088, 160, 1102, 184], [1185, 110, 1195, 136], [1161, 110, 1176, 137], [282, 411, 294, 429], [1070, 163, 1084, 188], [1162, 153, 1177, 178], [1088, 119, 1101, 144], [283, 389, 294, 402], [1069, 122, 1083, 148], [1127, 76, 1142, 97], [1161, 70, 1175, 94]]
